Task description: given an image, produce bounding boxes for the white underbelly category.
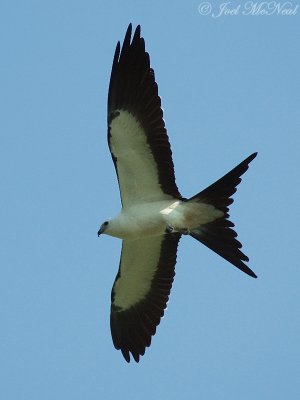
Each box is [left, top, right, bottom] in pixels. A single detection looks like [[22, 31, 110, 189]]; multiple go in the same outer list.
[[111, 200, 180, 239], [109, 200, 223, 239]]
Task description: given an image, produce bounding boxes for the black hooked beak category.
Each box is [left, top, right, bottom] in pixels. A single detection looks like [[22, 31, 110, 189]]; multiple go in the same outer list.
[[97, 222, 108, 237], [97, 226, 104, 237]]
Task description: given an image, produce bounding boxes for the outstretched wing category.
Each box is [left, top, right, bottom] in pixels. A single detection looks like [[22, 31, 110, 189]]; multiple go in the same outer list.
[[107, 24, 181, 207], [110, 233, 181, 362]]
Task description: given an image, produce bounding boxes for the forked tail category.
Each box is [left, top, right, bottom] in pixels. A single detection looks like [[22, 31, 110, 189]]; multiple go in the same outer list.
[[189, 153, 257, 278]]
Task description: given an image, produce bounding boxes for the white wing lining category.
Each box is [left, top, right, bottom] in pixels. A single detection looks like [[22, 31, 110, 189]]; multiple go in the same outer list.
[[109, 110, 173, 206], [112, 235, 164, 310]]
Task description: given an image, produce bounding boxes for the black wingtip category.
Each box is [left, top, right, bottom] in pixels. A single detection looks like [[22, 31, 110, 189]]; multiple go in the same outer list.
[[133, 24, 141, 37], [121, 349, 131, 363], [125, 24, 142, 45], [247, 152, 258, 163], [125, 23, 132, 38]]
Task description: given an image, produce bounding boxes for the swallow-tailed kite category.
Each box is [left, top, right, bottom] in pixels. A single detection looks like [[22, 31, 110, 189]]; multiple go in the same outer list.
[[98, 24, 257, 363]]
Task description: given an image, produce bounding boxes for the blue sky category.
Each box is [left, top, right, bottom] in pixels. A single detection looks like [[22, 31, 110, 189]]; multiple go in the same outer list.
[[1, 0, 300, 399]]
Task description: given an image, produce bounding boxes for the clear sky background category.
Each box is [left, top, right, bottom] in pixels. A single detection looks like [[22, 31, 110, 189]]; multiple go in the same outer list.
[[1, 1, 299, 399]]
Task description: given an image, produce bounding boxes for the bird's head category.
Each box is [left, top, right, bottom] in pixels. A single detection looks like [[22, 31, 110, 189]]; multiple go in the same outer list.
[[97, 220, 110, 236]]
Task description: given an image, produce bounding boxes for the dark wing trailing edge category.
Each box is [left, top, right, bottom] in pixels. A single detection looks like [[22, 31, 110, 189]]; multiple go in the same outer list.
[[107, 23, 182, 203], [189, 153, 257, 278], [110, 233, 181, 363]]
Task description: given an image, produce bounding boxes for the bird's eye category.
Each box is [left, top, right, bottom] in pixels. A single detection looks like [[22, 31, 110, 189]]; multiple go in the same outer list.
[[104, 221, 109, 226]]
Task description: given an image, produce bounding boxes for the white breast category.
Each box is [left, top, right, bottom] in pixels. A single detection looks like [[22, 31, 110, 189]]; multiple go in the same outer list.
[[107, 200, 181, 239]]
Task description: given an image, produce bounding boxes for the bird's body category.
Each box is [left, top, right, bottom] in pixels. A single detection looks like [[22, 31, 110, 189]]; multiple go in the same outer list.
[[105, 200, 223, 239], [98, 24, 257, 363]]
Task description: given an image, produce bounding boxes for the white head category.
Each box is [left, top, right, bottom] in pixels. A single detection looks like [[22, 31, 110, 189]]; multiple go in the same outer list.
[[97, 215, 124, 239]]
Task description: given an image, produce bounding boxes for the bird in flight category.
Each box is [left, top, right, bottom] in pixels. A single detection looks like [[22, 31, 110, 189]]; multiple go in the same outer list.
[[98, 23, 257, 363]]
